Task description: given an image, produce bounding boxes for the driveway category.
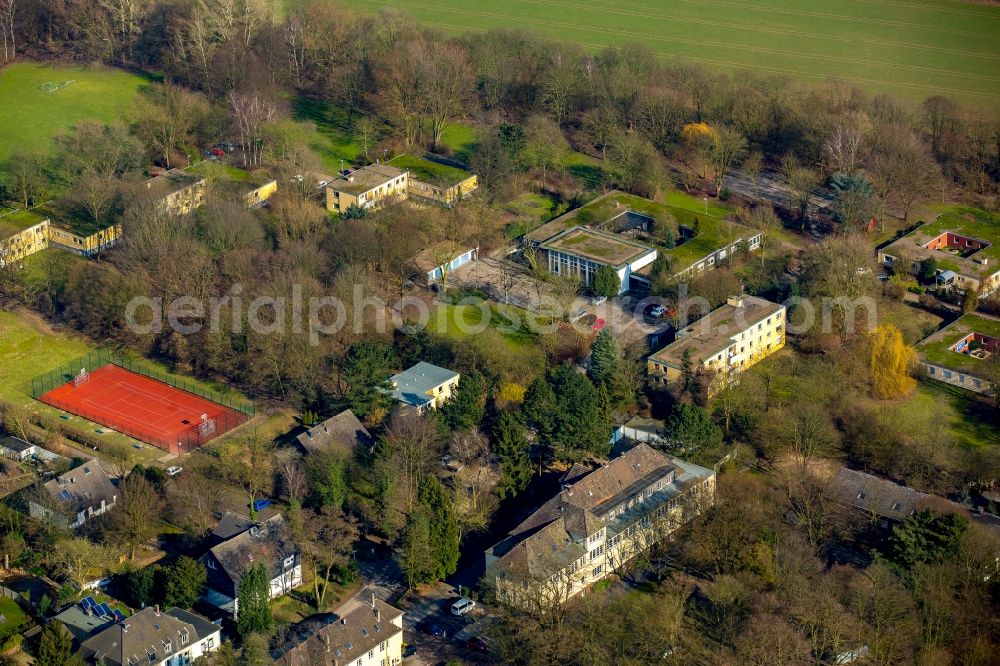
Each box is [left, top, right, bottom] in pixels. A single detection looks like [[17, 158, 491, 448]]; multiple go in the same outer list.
[[724, 168, 836, 221], [451, 254, 546, 311], [395, 581, 493, 664], [451, 255, 671, 349]]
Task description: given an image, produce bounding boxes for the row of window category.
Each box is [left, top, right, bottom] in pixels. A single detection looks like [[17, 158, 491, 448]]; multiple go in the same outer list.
[[548, 251, 603, 285], [688, 236, 762, 273], [927, 365, 984, 388]]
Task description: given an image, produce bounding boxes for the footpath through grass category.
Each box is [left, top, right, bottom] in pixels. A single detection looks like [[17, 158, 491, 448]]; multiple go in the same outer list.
[[0, 61, 152, 168], [339, 0, 1000, 107]]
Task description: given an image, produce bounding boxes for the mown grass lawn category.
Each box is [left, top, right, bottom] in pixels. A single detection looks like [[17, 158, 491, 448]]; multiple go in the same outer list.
[[895, 381, 1000, 450], [0, 61, 153, 169], [0, 597, 27, 637], [437, 122, 478, 163], [429, 301, 547, 359], [292, 97, 370, 170], [337, 0, 1000, 107]]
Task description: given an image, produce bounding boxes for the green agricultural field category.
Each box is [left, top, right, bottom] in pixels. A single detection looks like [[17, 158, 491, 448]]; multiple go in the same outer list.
[[339, 0, 1000, 107], [0, 61, 153, 168]]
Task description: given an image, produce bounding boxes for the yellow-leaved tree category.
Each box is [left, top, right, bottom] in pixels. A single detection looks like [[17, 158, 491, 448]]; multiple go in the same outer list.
[[870, 324, 917, 398]]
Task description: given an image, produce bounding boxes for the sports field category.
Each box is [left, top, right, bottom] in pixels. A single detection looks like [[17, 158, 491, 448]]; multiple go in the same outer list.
[[0, 61, 152, 167], [39, 364, 247, 454], [339, 0, 1000, 107]]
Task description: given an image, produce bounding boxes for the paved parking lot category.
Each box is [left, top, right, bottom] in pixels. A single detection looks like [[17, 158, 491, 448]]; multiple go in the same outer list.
[[451, 254, 672, 348], [398, 582, 493, 664]]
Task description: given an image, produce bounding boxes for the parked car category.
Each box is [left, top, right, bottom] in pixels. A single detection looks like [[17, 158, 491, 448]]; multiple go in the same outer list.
[[590, 295, 607, 306], [165, 466, 183, 477], [648, 304, 668, 318], [418, 620, 447, 637], [466, 636, 489, 653], [403, 644, 417, 658], [253, 499, 272, 512], [451, 597, 476, 616], [592, 318, 606, 331]]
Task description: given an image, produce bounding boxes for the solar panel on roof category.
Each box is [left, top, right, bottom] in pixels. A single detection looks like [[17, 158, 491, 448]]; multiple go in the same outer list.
[[84, 596, 98, 609], [59, 489, 71, 501], [96, 603, 111, 617], [113, 610, 126, 622]]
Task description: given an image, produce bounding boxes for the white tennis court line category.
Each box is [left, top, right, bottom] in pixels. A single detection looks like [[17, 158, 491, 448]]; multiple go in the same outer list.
[[77, 380, 215, 437]]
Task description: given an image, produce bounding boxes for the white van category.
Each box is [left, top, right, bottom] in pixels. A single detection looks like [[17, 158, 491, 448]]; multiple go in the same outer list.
[[451, 597, 476, 616]]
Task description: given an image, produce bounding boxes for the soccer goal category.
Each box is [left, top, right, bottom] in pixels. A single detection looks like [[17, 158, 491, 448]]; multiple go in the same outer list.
[[72, 368, 90, 387], [197, 414, 216, 437], [40, 80, 74, 93]]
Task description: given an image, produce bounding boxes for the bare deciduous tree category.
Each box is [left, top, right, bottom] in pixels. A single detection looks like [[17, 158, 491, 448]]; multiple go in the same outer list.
[[52, 537, 111, 592], [419, 41, 474, 150], [113, 474, 161, 560], [823, 123, 865, 175], [0, 0, 15, 61], [229, 91, 277, 167]]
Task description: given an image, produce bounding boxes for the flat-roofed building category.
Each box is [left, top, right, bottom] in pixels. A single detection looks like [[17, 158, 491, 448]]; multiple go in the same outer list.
[[413, 242, 479, 286], [0, 433, 36, 461], [0, 208, 50, 267], [541, 226, 657, 295], [325, 164, 408, 213], [143, 168, 208, 215], [648, 295, 786, 395], [915, 311, 1000, 395], [385, 362, 460, 413], [387, 154, 477, 207], [525, 191, 761, 283], [878, 208, 1000, 295]]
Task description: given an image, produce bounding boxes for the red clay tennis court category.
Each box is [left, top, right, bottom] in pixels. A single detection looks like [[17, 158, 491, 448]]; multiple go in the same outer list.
[[39, 364, 247, 454]]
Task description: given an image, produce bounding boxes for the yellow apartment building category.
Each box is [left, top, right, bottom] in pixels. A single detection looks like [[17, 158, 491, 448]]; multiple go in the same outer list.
[[325, 164, 409, 213], [48, 223, 123, 256], [145, 168, 208, 215], [386, 154, 478, 207], [0, 209, 50, 267], [648, 295, 786, 395]]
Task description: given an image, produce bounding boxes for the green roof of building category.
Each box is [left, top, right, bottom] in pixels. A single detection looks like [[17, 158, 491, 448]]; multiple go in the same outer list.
[[387, 154, 471, 186], [916, 312, 1000, 375], [526, 190, 753, 273], [881, 207, 1000, 280], [541, 226, 654, 268], [35, 202, 109, 237], [0, 207, 49, 240]]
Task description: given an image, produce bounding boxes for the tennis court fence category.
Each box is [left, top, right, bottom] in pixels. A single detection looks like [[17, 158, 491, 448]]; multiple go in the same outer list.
[[30, 349, 254, 416], [29, 350, 255, 453], [36, 393, 249, 454]]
